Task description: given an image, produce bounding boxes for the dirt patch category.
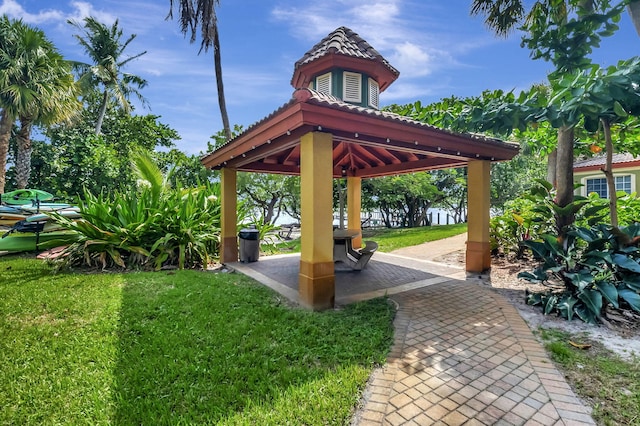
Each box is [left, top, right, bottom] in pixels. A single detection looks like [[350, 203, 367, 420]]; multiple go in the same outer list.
[[434, 250, 640, 361]]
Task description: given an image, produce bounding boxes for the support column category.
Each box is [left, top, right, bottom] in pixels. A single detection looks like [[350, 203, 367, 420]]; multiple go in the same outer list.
[[220, 167, 238, 264], [347, 176, 362, 248], [299, 131, 335, 310], [466, 160, 491, 272]]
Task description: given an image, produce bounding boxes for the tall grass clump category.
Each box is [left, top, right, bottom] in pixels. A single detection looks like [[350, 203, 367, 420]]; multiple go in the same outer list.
[[51, 152, 222, 270]]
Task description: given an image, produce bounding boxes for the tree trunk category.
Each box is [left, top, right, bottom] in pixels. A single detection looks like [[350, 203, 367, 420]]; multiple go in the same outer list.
[[628, 0, 640, 37], [555, 126, 575, 237], [95, 90, 109, 135], [546, 148, 557, 186], [0, 109, 14, 194], [601, 119, 618, 227], [15, 117, 33, 189], [213, 25, 231, 141]]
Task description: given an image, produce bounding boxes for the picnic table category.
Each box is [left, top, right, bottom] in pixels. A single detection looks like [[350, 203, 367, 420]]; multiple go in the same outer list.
[[333, 229, 377, 271]]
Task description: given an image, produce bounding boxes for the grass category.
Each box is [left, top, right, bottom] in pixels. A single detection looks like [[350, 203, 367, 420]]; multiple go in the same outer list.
[[363, 223, 467, 252], [538, 328, 640, 425], [0, 255, 394, 425], [271, 223, 467, 254]]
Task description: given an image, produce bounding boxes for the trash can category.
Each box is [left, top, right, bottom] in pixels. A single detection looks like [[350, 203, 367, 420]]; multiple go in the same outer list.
[[238, 228, 260, 263]]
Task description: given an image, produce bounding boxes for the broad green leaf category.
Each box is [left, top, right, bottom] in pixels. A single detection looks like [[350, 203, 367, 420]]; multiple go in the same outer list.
[[595, 281, 619, 308], [557, 294, 579, 321], [618, 289, 640, 312], [565, 271, 594, 291], [575, 304, 599, 325], [544, 294, 558, 315], [612, 254, 640, 272], [578, 289, 603, 319], [622, 276, 640, 292], [613, 101, 628, 117], [518, 270, 547, 283]]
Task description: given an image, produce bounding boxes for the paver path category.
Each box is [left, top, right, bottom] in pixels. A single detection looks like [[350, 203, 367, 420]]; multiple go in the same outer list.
[[390, 233, 467, 261], [354, 269, 595, 425]]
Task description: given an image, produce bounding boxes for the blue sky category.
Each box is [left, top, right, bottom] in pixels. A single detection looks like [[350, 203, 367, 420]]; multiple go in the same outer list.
[[1, 0, 638, 155]]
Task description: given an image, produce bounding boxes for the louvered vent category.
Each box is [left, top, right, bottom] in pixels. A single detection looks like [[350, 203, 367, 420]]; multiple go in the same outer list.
[[316, 72, 332, 95], [343, 72, 362, 103], [368, 78, 379, 109]]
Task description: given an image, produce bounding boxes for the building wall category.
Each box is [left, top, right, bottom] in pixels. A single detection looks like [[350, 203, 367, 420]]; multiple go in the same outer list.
[[574, 166, 640, 197]]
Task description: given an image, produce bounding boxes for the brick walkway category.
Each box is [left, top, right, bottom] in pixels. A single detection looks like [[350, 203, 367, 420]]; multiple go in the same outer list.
[[355, 280, 594, 425], [232, 251, 595, 425]]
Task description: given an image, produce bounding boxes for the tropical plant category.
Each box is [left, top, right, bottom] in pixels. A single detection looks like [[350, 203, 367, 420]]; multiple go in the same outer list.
[[0, 17, 80, 191], [50, 152, 224, 270], [68, 17, 148, 134], [519, 223, 640, 324], [167, 0, 231, 140], [490, 178, 609, 257]]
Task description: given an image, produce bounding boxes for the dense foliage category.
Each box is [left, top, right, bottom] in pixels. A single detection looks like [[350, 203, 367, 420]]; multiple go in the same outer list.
[[50, 152, 224, 270], [520, 224, 640, 324]]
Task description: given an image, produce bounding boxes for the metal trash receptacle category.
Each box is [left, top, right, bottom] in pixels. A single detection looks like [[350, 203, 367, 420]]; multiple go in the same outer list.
[[238, 228, 260, 263]]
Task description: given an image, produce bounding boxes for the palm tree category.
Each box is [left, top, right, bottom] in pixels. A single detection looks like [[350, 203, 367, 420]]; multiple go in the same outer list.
[[0, 17, 80, 191], [167, 0, 232, 141], [69, 17, 148, 135], [471, 0, 640, 35]]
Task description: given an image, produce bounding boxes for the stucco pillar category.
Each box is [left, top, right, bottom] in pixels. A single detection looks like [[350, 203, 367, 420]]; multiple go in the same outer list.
[[220, 167, 238, 264], [299, 131, 335, 310], [347, 176, 362, 248], [466, 160, 491, 272]]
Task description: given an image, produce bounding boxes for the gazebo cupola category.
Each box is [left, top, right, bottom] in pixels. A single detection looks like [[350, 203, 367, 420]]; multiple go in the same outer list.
[[290, 27, 399, 109]]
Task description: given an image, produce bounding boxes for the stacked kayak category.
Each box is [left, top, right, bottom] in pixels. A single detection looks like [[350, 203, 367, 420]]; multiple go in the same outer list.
[[0, 189, 80, 253]]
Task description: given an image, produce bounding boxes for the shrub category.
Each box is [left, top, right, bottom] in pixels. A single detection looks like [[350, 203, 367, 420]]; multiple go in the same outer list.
[[50, 152, 223, 270], [519, 224, 640, 324]]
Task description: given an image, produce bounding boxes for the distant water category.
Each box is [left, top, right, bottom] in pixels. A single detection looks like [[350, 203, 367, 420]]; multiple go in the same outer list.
[[275, 208, 460, 226]]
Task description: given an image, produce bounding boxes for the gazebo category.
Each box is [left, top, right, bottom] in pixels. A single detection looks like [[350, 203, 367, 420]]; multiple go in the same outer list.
[[201, 27, 519, 310]]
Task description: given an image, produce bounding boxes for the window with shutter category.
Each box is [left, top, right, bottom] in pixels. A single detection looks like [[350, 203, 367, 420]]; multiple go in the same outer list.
[[368, 78, 379, 109], [343, 72, 362, 103], [316, 72, 332, 95]]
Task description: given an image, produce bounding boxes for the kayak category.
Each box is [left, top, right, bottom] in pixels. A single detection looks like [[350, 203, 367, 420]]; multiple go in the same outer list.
[[0, 189, 55, 205], [25, 210, 82, 222], [0, 213, 29, 226], [10, 203, 77, 213], [0, 231, 78, 252]]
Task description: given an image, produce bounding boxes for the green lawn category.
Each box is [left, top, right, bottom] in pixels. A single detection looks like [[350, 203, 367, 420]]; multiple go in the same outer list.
[[272, 223, 468, 254], [0, 256, 394, 425], [364, 223, 467, 252]]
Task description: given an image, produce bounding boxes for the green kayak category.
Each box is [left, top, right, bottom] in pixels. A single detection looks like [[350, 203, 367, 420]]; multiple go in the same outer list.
[[0, 189, 55, 206], [0, 231, 78, 252]]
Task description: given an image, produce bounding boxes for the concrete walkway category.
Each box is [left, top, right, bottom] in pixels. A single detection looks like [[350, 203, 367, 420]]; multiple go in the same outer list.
[[232, 235, 595, 425]]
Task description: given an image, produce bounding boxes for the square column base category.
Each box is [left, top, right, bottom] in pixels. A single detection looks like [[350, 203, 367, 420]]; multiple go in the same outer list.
[[466, 241, 491, 273], [298, 260, 335, 310], [220, 235, 238, 264]]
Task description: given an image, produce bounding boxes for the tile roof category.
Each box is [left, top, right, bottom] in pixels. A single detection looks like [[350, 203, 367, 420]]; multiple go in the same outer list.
[[293, 26, 399, 77], [211, 88, 517, 152], [574, 153, 640, 168], [299, 88, 516, 147]]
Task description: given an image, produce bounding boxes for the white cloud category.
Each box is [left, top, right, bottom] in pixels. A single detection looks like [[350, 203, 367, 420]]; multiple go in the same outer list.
[[0, 0, 63, 23], [389, 42, 439, 78], [270, 1, 462, 78], [67, 1, 115, 25], [0, 0, 115, 25]]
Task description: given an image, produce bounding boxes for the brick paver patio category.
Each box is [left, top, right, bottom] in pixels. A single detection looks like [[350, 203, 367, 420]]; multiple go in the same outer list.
[[232, 251, 595, 425]]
